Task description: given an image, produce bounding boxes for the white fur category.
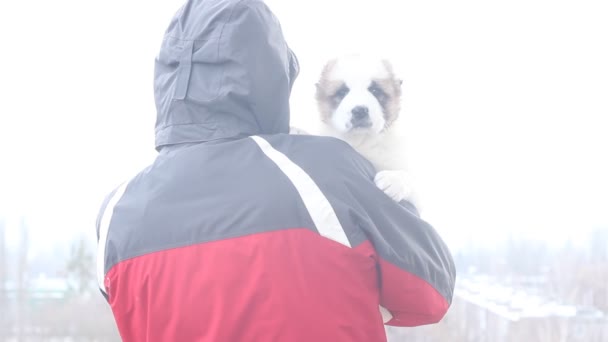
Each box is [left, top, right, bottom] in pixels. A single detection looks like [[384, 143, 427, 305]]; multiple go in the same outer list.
[[325, 55, 389, 135], [318, 120, 418, 206], [311, 55, 420, 208]]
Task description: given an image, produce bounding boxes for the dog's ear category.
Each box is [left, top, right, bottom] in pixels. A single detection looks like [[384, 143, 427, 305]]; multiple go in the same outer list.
[[315, 82, 322, 94]]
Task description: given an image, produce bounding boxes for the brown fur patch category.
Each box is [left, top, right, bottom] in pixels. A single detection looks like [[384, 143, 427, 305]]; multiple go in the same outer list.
[[375, 59, 402, 128], [315, 58, 403, 129], [315, 59, 340, 123]]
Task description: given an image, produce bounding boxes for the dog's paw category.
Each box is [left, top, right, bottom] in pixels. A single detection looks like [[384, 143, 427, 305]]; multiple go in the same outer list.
[[374, 170, 413, 203]]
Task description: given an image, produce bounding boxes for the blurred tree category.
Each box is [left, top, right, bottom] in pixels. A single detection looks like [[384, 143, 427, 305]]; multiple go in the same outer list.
[[589, 227, 608, 262], [0, 219, 6, 333], [66, 235, 95, 296], [16, 217, 29, 341], [504, 235, 550, 276]]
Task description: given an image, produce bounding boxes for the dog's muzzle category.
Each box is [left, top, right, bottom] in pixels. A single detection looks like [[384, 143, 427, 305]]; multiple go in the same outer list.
[[351, 106, 372, 128]]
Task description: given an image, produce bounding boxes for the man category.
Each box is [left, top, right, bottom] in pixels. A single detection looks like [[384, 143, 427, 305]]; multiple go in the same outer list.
[[96, 0, 456, 341]]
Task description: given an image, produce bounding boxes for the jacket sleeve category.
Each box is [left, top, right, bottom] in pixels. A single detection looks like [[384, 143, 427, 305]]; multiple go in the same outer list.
[[222, 135, 455, 327], [95, 189, 117, 241], [378, 199, 455, 326], [94, 184, 125, 303], [346, 155, 456, 327]]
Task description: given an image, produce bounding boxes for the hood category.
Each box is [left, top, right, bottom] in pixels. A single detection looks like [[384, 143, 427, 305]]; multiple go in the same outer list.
[[153, 0, 299, 151]]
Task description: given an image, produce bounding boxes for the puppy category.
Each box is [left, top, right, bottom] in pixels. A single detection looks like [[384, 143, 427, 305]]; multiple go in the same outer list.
[[294, 54, 418, 207]]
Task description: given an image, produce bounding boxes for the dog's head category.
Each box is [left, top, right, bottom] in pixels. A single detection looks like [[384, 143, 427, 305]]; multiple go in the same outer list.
[[315, 55, 402, 136]]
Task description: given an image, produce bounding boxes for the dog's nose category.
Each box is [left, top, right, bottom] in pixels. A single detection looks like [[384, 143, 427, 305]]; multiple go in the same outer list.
[[351, 106, 369, 120]]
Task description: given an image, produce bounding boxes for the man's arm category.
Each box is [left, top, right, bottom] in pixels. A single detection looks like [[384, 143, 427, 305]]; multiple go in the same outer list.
[[94, 184, 127, 303], [264, 134, 456, 326], [329, 142, 455, 326], [354, 180, 456, 326]]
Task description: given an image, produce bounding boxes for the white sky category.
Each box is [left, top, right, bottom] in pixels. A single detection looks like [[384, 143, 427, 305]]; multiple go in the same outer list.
[[0, 0, 607, 253]]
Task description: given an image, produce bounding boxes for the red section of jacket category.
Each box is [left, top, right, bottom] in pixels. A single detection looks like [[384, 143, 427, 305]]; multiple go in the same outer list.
[[105, 228, 448, 341], [379, 259, 449, 326]]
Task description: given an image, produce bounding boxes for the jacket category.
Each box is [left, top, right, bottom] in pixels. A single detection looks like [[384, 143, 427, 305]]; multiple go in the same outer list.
[[96, 0, 456, 341]]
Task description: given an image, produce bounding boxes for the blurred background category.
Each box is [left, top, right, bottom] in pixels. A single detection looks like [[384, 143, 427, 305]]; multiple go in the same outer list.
[[0, 0, 607, 340]]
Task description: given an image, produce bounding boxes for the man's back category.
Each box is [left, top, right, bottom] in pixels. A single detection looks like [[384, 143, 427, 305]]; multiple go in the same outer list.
[[97, 134, 453, 341], [96, 0, 455, 340]]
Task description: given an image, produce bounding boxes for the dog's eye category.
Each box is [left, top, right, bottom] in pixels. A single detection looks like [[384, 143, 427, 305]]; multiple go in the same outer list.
[[368, 83, 386, 98], [333, 86, 350, 99]]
